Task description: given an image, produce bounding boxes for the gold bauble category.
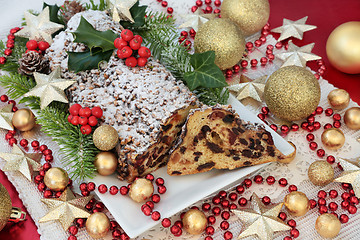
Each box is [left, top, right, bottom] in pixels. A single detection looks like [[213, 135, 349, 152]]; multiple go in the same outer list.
[[44, 167, 69, 191], [321, 128, 345, 150], [326, 21, 360, 74], [278, 141, 297, 163], [327, 89, 350, 110], [85, 212, 110, 239], [0, 183, 12, 231], [264, 66, 321, 121], [194, 18, 245, 70], [221, 0, 270, 36], [308, 160, 334, 186], [94, 152, 118, 176], [344, 107, 360, 130], [284, 191, 309, 217], [315, 213, 341, 238], [129, 178, 154, 203], [93, 125, 119, 151], [182, 209, 207, 235], [11, 108, 36, 131]]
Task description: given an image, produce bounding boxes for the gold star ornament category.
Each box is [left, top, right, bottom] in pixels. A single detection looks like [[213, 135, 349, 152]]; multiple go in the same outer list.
[[39, 188, 92, 230], [0, 145, 42, 181], [232, 193, 291, 240], [24, 67, 76, 109], [227, 75, 267, 102], [107, 0, 137, 23], [15, 7, 63, 44], [276, 41, 321, 68], [178, 9, 217, 32], [0, 104, 14, 130], [272, 16, 317, 42], [334, 158, 360, 198]]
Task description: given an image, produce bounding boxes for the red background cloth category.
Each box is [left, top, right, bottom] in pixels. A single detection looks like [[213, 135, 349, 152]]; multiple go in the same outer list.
[[0, 0, 359, 239]]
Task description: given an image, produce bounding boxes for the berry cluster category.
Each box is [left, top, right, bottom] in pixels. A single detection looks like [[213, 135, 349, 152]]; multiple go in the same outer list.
[[67, 104, 103, 135], [25, 39, 50, 54], [114, 29, 151, 67]]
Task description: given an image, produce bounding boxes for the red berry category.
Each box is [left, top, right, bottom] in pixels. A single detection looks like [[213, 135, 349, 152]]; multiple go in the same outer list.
[[79, 107, 91, 117], [88, 116, 98, 126], [38, 41, 50, 51], [125, 57, 137, 67], [69, 104, 81, 115], [138, 46, 151, 58], [137, 57, 148, 67], [26, 40, 38, 50], [67, 114, 73, 123], [4, 49, 12, 56], [120, 46, 133, 58], [81, 125, 92, 135], [78, 116, 88, 126], [129, 38, 141, 50], [117, 48, 126, 59], [70, 115, 79, 125], [134, 35, 143, 44], [121, 29, 134, 42], [91, 106, 103, 118], [0, 57, 6, 64], [114, 37, 128, 49]]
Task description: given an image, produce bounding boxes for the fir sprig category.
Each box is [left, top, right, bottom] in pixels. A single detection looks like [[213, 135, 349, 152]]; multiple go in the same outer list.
[[83, 0, 107, 11], [37, 107, 98, 181]]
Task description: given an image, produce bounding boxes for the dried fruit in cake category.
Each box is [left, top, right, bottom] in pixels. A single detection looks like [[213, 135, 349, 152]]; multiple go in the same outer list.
[[167, 106, 287, 176]]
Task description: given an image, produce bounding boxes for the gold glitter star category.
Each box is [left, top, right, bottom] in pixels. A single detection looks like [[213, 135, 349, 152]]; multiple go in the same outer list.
[[39, 188, 92, 230], [0, 104, 14, 131], [23, 67, 76, 109], [178, 9, 217, 32], [15, 7, 63, 44], [334, 158, 360, 198], [276, 41, 321, 68], [0, 145, 42, 181], [272, 16, 317, 42], [107, 0, 137, 23], [232, 193, 291, 240], [227, 75, 267, 102]]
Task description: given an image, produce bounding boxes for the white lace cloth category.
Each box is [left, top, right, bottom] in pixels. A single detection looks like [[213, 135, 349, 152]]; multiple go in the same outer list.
[[0, 0, 360, 239]]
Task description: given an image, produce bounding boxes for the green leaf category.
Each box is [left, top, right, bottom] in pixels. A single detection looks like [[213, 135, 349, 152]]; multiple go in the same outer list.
[[120, 2, 147, 28], [73, 16, 117, 52], [183, 51, 227, 91], [68, 47, 113, 72], [43, 2, 65, 25]]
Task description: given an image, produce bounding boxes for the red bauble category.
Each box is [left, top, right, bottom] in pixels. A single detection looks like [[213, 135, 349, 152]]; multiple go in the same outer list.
[[68, 236, 77, 240], [87, 182, 96, 191], [110, 186, 119, 195], [120, 186, 129, 195], [43, 190, 53, 198], [26, 40, 38, 50], [309, 199, 317, 209], [202, 203, 211, 212], [121, 29, 134, 42], [98, 184, 108, 193], [155, 177, 165, 186], [238, 197, 247, 206], [146, 201, 154, 209], [38, 182, 46, 192], [236, 185, 245, 194], [327, 155, 336, 164], [206, 226, 215, 235], [224, 231, 233, 240], [141, 204, 151, 216], [240, 60, 248, 68], [69, 225, 78, 235], [329, 189, 338, 198], [220, 220, 229, 230], [0, 95, 8, 102], [266, 176, 275, 185], [212, 206, 221, 216], [158, 185, 167, 194], [329, 202, 338, 211], [4, 49, 12, 56], [325, 108, 333, 116], [288, 185, 298, 192], [243, 178, 252, 188], [9, 138, 17, 146], [212, 196, 221, 205], [19, 139, 28, 147], [306, 133, 315, 142], [151, 194, 161, 203], [262, 196, 271, 205], [278, 178, 288, 187], [340, 214, 349, 223], [229, 192, 237, 201], [290, 228, 299, 238], [254, 175, 263, 184], [318, 190, 327, 198], [317, 149, 325, 158], [309, 142, 318, 150], [42, 163, 52, 171], [287, 219, 296, 228], [278, 212, 287, 221], [319, 205, 328, 214], [341, 192, 350, 200], [318, 198, 326, 206], [151, 211, 161, 221], [221, 199, 230, 208], [207, 215, 216, 225], [221, 211, 230, 220], [348, 205, 357, 214]]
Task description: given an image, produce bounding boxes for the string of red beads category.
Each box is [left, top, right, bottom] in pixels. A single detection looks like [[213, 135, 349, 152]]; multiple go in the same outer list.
[[0, 27, 21, 65]]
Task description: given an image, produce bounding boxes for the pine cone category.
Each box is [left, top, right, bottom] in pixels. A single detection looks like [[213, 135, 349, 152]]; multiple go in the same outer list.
[[62, 0, 85, 22], [18, 51, 50, 76]]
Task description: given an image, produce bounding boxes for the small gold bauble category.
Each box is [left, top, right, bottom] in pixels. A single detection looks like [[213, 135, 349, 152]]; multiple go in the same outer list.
[[0, 183, 12, 231], [11, 108, 36, 131], [129, 178, 154, 203], [221, 0, 270, 36], [278, 141, 297, 163], [85, 212, 110, 239], [264, 66, 321, 122], [321, 128, 345, 150], [344, 107, 360, 130], [284, 191, 309, 217], [44, 167, 69, 191], [182, 209, 207, 235], [327, 89, 350, 110], [315, 213, 341, 238], [93, 125, 119, 151], [326, 21, 360, 74], [194, 18, 245, 70], [94, 152, 118, 176], [308, 161, 334, 186]]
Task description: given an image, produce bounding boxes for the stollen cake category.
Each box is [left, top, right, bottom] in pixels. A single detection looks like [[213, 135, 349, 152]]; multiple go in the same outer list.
[[167, 106, 286, 176], [46, 10, 199, 182]]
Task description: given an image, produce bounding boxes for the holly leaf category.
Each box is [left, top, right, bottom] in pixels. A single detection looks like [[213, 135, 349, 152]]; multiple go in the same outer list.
[[73, 17, 117, 52], [183, 51, 227, 91], [67, 47, 113, 72], [120, 2, 147, 28], [43, 2, 64, 25]]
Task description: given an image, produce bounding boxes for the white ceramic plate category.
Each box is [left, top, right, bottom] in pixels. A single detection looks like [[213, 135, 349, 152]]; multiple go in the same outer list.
[[92, 95, 295, 238]]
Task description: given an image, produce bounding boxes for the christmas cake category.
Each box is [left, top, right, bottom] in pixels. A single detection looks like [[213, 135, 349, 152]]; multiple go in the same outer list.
[[46, 11, 199, 182], [167, 106, 286, 176]]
